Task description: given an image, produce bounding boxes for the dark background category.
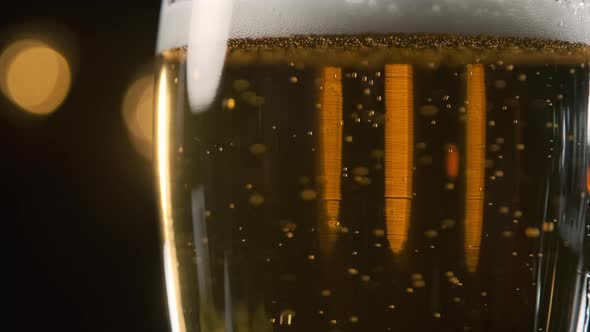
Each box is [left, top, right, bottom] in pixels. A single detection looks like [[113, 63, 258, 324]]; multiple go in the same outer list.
[[3, 1, 168, 331]]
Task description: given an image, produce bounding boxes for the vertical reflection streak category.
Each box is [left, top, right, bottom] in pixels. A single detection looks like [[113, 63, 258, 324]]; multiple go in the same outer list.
[[464, 64, 486, 273], [384, 64, 414, 254], [446, 144, 460, 180], [318, 67, 343, 255], [156, 66, 187, 332]]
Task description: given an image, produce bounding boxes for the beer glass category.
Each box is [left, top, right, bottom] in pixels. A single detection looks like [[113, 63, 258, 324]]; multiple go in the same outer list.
[[154, 1, 590, 331]]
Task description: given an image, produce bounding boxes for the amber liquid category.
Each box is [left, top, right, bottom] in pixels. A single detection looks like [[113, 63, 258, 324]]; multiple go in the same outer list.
[[155, 35, 590, 332]]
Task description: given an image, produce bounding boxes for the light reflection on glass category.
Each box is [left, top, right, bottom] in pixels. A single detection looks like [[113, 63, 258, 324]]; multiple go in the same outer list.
[[155, 66, 187, 332], [384, 64, 414, 254], [464, 64, 486, 273], [317, 67, 343, 256]]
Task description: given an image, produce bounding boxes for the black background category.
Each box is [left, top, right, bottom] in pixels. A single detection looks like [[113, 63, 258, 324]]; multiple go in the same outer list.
[[3, 1, 168, 331]]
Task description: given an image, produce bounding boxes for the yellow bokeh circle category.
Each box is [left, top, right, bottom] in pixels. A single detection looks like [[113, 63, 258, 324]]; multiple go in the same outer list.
[[0, 39, 71, 115], [123, 75, 154, 159]]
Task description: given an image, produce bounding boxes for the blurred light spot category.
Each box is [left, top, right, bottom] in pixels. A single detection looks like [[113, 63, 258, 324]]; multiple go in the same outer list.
[[123, 75, 154, 159], [0, 39, 71, 115]]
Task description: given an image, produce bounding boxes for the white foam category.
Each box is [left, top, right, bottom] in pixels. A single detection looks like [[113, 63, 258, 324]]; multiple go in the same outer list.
[[157, 0, 589, 113], [157, 0, 589, 52]]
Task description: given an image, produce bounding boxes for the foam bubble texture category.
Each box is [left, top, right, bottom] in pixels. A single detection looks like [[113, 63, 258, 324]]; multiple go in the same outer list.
[[157, 0, 589, 52]]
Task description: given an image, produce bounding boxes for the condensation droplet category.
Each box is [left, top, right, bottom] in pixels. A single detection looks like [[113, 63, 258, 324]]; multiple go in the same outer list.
[[425, 229, 439, 238], [352, 166, 369, 176], [250, 143, 267, 155], [542, 221, 555, 232], [525, 227, 541, 238], [233, 79, 250, 92], [301, 189, 317, 201], [412, 279, 426, 288], [494, 80, 507, 89], [440, 219, 456, 230], [420, 104, 439, 117], [249, 193, 265, 206], [373, 229, 385, 237]]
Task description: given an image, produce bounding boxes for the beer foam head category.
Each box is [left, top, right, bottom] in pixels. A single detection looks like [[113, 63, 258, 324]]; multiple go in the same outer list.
[[157, 0, 589, 52], [157, 0, 589, 113]]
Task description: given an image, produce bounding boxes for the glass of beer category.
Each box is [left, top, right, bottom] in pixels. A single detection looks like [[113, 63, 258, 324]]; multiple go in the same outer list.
[[154, 1, 589, 331]]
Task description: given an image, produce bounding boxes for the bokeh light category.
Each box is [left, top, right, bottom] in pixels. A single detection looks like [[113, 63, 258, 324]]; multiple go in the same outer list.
[[123, 74, 154, 159], [0, 39, 71, 115]]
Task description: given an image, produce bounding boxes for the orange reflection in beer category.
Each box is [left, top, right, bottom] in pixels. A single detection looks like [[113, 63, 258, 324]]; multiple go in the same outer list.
[[384, 65, 414, 254], [586, 165, 590, 193], [318, 67, 343, 254], [445, 144, 460, 180], [464, 64, 486, 273]]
